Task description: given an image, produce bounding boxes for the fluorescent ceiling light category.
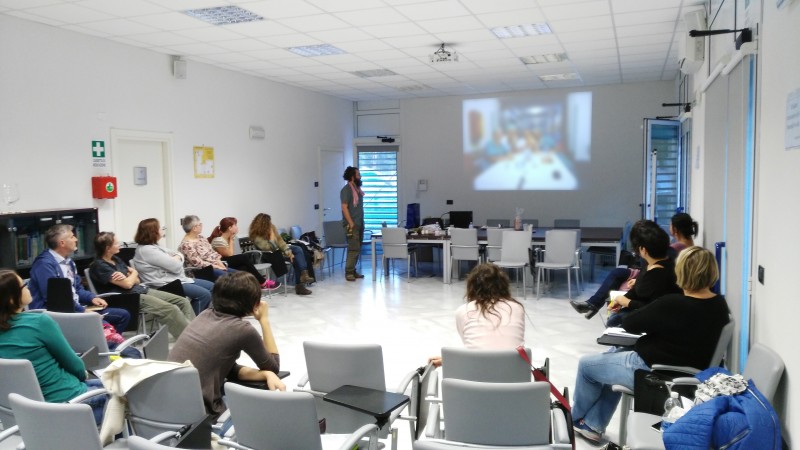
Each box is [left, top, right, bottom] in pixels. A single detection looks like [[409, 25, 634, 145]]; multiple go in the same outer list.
[[182, 6, 263, 26], [396, 84, 430, 92], [351, 69, 398, 78], [288, 44, 346, 57], [520, 53, 568, 65], [539, 72, 580, 81], [491, 23, 552, 39]]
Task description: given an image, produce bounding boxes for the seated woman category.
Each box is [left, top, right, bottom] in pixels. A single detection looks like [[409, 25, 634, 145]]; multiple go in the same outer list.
[[668, 212, 698, 253], [167, 271, 285, 421], [207, 217, 280, 290], [429, 263, 525, 367], [248, 213, 313, 296], [0, 270, 107, 425], [570, 246, 730, 444], [571, 218, 685, 324], [178, 215, 232, 281], [132, 218, 213, 315], [90, 231, 195, 339]]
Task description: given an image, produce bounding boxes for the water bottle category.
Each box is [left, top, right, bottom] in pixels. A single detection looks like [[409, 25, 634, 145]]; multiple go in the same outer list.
[[661, 391, 681, 431], [468, 222, 473, 229]]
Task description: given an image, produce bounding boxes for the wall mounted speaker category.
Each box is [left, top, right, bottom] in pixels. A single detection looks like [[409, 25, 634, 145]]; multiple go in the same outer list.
[[679, 10, 706, 74]]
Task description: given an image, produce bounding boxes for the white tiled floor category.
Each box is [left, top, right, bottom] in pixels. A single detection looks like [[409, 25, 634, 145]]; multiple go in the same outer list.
[[245, 260, 623, 449]]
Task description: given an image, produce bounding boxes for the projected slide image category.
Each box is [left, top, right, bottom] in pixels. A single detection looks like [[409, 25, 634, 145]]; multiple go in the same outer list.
[[463, 92, 592, 191]]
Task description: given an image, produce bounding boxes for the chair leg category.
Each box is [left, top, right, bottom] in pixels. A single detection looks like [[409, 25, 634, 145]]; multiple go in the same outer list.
[[567, 269, 571, 300], [619, 393, 631, 445], [536, 267, 541, 300]]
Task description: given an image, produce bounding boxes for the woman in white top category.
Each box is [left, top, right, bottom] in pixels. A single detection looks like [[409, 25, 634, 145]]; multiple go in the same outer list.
[[430, 263, 525, 366]]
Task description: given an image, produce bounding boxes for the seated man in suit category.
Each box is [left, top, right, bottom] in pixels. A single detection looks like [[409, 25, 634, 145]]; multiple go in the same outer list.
[[29, 224, 130, 333]]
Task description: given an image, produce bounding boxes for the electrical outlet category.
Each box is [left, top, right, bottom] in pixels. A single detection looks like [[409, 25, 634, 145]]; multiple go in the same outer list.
[[446, 200, 453, 205], [314, 204, 319, 210], [314, 181, 319, 187], [758, 265, 765, 284]]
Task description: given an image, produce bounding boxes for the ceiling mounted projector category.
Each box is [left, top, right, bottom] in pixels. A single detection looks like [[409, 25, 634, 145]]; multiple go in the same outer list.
[[430, 43, 458, 63]]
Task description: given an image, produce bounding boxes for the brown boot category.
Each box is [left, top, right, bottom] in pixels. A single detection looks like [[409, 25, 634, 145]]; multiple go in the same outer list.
[[300, 270, 315, 284], [295, 284, 312, 295]]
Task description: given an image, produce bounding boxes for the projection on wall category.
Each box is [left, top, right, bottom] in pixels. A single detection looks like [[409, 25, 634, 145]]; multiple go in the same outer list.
[[463, 92, 592, 191]]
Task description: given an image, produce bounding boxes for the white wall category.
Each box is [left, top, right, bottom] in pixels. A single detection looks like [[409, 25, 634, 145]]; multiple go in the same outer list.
[[398, 82, 675, 227], [688, 0, 800, 444], [751, 0, 800, 445], [0, 15, 353, 237]]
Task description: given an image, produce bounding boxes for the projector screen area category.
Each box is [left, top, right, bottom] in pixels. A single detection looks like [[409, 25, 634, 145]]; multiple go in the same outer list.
[[463, 92, 592, 191]]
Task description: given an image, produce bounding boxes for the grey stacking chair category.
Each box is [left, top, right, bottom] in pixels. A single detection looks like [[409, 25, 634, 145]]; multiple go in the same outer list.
[[45, 311, 148, 370], [0, 359, 44, 429], [125, 367, 209, 441], [416, 379, 570, 449], [381, 227, 418, 282], [615, 315, 736, 445], [322, 220, 348, 275], [491, 230, 532, 298], [625, 342, 785, 450], [484, 228, 504, 262], [290, 225, 303, 240], [9, 393, 126, 449], [486, 219, 510, 228], [535, 230, 579, 300], [449, 228, 480, 281], [127, 435, 197, 450], [295, 342, 419, 449], [219, 383, 380, 450], [239, 237, 287, 297], [553, 219, 580, 228]]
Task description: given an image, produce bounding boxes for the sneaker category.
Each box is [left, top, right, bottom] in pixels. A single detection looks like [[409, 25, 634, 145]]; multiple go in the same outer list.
[[573, 421, 602, 444], [345, 273, 356, 282], [261, 280, 281, 290]]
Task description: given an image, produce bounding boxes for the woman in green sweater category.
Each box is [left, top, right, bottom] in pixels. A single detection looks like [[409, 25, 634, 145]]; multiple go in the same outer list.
[[0, 269, 107, 425]]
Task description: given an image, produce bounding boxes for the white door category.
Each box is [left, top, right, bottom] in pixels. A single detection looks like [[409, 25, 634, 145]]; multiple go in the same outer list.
[[318, 148, 345, 243], [111, 130, 175, 248]]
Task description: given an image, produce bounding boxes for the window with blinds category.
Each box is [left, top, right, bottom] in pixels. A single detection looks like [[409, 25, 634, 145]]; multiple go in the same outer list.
[[644, 119, 685, 225], [357, 149, 398, 236]]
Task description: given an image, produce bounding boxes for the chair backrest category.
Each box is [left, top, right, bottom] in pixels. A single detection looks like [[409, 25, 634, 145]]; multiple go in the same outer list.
[[225, 383, 323, 450], [441, 347, 532, 383], [84, 268, 99, 294], [290, 225, 302, 240], [441, 379, 551, 446], [543, 230, 578, 265], [46, 277, 75, 313], [142, 325, 170, 361], [381, 227, 410, 259], [521, 219, 539, 227], [303, 341, 386, 434], [485, 228, 504, 261], [742, 343, 785, 403], [709, 316, 735, 369], [486, 219, 510, 228], [554, 219, 580, 228], [126, 367, 208, 439], [449, 228, 479, 261], [0, 359, 44, 427], [322, 220, 347, 247], [45, 311, 112, 369], [9, 393, 104, 450], [499, 230, 532, 263]]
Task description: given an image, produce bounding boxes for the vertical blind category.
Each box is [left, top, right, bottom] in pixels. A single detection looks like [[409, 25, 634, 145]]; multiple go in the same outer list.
[[357, 150, 398, 236]]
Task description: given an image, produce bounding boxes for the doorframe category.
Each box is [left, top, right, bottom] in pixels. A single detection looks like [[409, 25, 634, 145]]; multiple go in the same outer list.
[[317, 147, 345, 237], [109, 128, 176, 248]]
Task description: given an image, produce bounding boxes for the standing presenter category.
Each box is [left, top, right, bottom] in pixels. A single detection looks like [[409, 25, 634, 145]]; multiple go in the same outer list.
[[340, 166, 364, 282]]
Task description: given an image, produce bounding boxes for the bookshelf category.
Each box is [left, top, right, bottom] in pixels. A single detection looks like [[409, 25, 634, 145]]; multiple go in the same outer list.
[[0, 208, 99, 278]]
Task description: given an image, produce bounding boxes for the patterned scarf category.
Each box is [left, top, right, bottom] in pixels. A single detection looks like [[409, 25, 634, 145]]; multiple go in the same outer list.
[[349, 182, 363, 207]]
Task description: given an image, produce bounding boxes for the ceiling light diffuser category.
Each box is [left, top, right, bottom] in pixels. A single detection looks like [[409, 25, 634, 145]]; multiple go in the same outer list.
[[182, 6, 263, 26], [491, 23, 552, 39]]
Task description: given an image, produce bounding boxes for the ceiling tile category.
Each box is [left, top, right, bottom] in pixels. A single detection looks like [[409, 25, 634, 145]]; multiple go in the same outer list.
[[612, 0, 684, 14], [361, 22, 428, 39], [22, 3, 115, 23], [416, 16, 486, 34], [73, 18, 159, 35], [243, 0, 324, 19], [473, 8, 547, 28], [333, 7, 409, 27], [278, 13, 351, 32], [173, 25, 247, 42], [613, 8, 680, 27], [74, 0, 169, 17], [394, 0, 472, 21], [129, 12, 209, 30], [549, 15, 613, 33], [541, 2, 612, 20]]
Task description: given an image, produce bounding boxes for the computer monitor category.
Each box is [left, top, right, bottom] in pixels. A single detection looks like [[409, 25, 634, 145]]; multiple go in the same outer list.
[[449, 211, 473, 228]]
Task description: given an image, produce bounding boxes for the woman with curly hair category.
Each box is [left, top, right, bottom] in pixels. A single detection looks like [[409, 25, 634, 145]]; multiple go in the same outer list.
[[429, 263, 525, 366], [248, 213, 313, 296]]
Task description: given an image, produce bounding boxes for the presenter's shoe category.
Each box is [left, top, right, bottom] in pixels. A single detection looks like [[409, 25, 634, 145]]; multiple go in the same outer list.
[[573, 421, 602, 444], [353, 272, 365, 279], [345, 273, 357, 282], [295, 284, 312, 295]]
